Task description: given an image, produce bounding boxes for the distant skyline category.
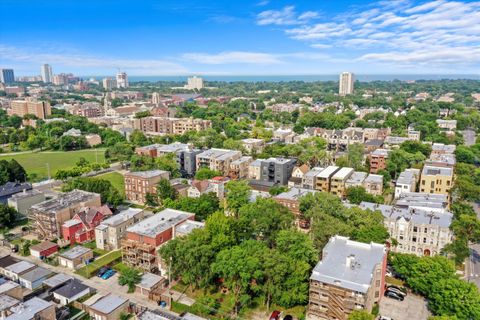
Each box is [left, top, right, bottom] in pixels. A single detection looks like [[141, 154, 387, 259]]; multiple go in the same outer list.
[[1, 0, 479, 76]]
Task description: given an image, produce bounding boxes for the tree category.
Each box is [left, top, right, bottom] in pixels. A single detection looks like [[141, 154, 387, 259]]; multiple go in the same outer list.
[[275, 230, 317, 266], [268, 185, 288, 196], [0, 204, 18, 228], [118, 267, 141, 293], [156, 179, 177, 202], [194, 167, 222, 180], [62, 177, 123, 206], [348, 310, 375, 320], [400, 140, 432, 157], [237, 198, 294, 247], [346, 186, 382, 205], [429, 278, 480, 319], [225, 180, 251, 217], [164, 193, 220, 221], [129, 130, 149, 146], [156, 153, 180, 178]]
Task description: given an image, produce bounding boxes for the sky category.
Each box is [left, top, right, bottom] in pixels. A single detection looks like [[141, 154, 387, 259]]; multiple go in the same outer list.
[[0, 0, 479, 76]]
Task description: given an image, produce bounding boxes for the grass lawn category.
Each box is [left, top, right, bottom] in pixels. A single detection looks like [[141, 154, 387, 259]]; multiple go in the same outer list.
[[0, 149, 106, 181], [386, 276, 405, 287], [75, 250, 122, 278], [82, 241, 108, 256], [96, 171, 125, 197]]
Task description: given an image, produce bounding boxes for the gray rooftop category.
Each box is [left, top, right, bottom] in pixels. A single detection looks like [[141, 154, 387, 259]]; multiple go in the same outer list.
[[5, 261, 35, 274], [43, 273, 73, 288], [346, 171, 367, 185], [90, 294, 128, 314], [311, 235, 386, 293], [0, 294, 20, 311], [360, 201, 452, 228], [127, 170, 169, 179], [431, 143, 456, 154], [157, 143, 190, 153], [59, 246, 92, 260], [0, 281, 20, 295], [274, 188, 317, 201], [422, 165, 453, 177], [19, 267, 52, 282], [304, 167, 325, 178], [8, 189, 43, 201], [127, 208, 194, 238], [318, 166, 339, 178], [364, 174, 383, 184], [137, 273, 164, 290], [395, 192, 448, 210], [197, 148, 238, 160], [53, 279, 90, 298], [263, 157, 294, 165], [396, 168, 420, 185], [332, 167, 354, 180], [230, 156, 253, 166], [30, 189, 99, 214], [371, 149, 390, 157], [6, 297, 53, 320], [99, 208, 144, 228], [175, 220, 205, 236]]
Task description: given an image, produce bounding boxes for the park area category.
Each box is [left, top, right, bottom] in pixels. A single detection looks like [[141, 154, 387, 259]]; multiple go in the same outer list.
[[0, 149, 106, 181]]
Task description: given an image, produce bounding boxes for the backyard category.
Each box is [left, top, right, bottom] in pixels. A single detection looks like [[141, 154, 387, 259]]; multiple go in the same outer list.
[[0, 149, 106, 181], [75, 250, 122, 278], [95, 171, 125, 197]]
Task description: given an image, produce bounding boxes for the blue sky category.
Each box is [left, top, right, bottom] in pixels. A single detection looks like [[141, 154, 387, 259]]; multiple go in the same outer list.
[[1, 0, 479, 76]]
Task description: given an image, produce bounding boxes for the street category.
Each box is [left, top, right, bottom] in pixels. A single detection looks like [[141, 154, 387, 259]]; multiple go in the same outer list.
[[467, 202, 480, 288]]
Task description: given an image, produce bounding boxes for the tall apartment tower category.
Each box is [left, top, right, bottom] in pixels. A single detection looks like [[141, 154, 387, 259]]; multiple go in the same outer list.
[[102, 77, 116, 90], [41, 64, 53, 83], [152, 92, 161, 104], [116, 72, 128, 88], [186, 76, 204, 90], [0, 69, 15, 84], [339, 72, 354, 96]]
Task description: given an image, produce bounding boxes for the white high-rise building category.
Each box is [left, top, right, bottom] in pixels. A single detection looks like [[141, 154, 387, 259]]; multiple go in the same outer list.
[[339, 72, 354, 96], [185, 76, 203, 90], [116, 72, 128, 88], [102, 77, 116, 90], [41, 64, 53, 83], [152, 92, 161, 104]]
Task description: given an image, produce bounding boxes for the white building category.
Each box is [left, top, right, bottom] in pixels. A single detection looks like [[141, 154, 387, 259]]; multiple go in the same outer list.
[[185, 76, 203, 90], [339, 72, 354, 96], [41, 64, 53, 83], [394, 168, 420, 199], [152, 92, 161, 104], [116, 72, 129, 88], [102, 77, 116, 90]]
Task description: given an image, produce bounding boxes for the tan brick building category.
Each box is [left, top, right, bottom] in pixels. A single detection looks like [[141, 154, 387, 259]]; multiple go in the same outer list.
[[9, 99, 51, 119], [124, 170, 170, 205]]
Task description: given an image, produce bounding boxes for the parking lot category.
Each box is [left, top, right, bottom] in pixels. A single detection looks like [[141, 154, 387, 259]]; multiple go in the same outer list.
[[379, 292, 430, 320]]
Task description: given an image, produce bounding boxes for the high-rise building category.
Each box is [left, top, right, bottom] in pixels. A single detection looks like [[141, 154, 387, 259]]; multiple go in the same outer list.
[[52, 74, 68, 86], [9, 99, 52, 119], [116, 72, 128, 88], [102, 77, 116, 90], [0, 69, 15, 84], [339, 72, 354, 96], [185, 76, 203, 90], [40, 64, 53, 83], [151, 92, 161, 104]]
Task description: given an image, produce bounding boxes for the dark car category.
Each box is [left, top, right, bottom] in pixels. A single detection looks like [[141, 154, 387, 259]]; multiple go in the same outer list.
[[283, 315, 293, 320], [269, 311, 281, 320], [387, 285, 407, 294], [96, 267, 109, 277], [387, 286, 407, 297], [385, 290, 404, 301]]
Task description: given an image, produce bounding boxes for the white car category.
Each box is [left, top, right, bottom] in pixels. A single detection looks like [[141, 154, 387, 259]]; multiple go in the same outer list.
[[379, 316, 393, 320]]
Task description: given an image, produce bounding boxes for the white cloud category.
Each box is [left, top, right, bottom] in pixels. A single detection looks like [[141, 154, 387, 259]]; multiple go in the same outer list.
[[256, 6, 318, 25], [257, 0, 480, 69], [182, 51, 282, 64], [0, 44, 188, 75]]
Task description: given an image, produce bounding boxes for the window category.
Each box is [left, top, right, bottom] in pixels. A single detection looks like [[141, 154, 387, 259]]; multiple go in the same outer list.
[[412, 236, 417, 242], [423, 238, 427, 243], [413, 226, 418, 232]]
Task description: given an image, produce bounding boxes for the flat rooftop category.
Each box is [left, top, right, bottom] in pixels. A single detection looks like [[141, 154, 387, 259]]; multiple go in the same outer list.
[[59, 246, 92, 260], [6, 297, 52, 320], [30, 189, 99, 215], [364, 174, 383, 184], [422, 165, 453, 177], [127, 208, 194, 238], [371, 149, 390, 157], [346, 171, 367, 185], [19, 267, 52, 282], [0, 281, 20, 295], [332, 167, 354, 180], [317, 166, 340, 178], [99, 208, 144, 228], [126, 170, 169, 179], [263, 157, 294, 165], [157, 143, 190, 153], [304, 167, 325, 178], [274, 188, 317, 201], [5, 261, 35, 274], [431, 143, 456, 154], [90, 294, 128, 314], [43, 273, 73, 288], [311, 235, 386, 293], [8, 189, 43, 201], [175, 220, 205, 236], [0, 294, 20, 311], [137, 273, 164, 290], [396, 168, 420, 185]]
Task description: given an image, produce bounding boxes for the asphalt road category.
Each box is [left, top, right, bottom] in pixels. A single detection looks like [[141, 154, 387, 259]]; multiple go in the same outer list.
[[467, 202, 480, 288]]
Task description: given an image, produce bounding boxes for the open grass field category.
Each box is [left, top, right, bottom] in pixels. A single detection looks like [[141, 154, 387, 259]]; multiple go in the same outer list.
[[95, 171, 125, 197], [0, 149, 106, 181]]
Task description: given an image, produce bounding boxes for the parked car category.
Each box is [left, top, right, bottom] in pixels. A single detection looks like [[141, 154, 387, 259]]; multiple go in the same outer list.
[[269, 310, 281, 320], [384, 290, 404, 301], [379, 316, 393, 320], [96, 267, 109, 277], [387, 285, 407, 294], [386, 287, 407, 297], [101, 269, 116, 280]]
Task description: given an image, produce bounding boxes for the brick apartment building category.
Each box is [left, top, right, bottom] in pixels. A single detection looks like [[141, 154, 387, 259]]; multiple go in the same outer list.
[[9, 99, 51, 119], [124, 170, 170, 205]]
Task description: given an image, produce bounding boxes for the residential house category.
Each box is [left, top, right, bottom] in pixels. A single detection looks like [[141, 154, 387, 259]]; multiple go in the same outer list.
[[345, 172, 368, 189], [394, 168, 420, 199], [62, 206, 112, 245], [18, 267, 53, 290], [0, 281, 22, 300], [431, 143, 456, 155], [247, 159, 263, 180], [260, 158, 297, 185], [176, 148, 202, 178], [330, 167, 355, 197], [196, 148, 242, 176], [187, 178, 227, 199], [135, 273, 166, 297], [288, 164, 310, 188], [241, 138, 265, 154], [301, 167, 324, 190], [53, 279, 92, 305], [369, 149, 390, 174], [124, 170, 170, 205], [3, 261, 36, 282], [315, 166, 340, 192], [228, 156, 253, 180], [95, 208, 147, 251], [436, 119, 457, 131], [307, 236, 387, 320], [87, 294, 129, 320], [420, 165, 453, 201], [4, 297, 55, 320], [363, 174, 384, 196]]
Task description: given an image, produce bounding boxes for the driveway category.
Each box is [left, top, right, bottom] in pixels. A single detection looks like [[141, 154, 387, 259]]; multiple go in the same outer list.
[[379, 293, 430, 320]]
